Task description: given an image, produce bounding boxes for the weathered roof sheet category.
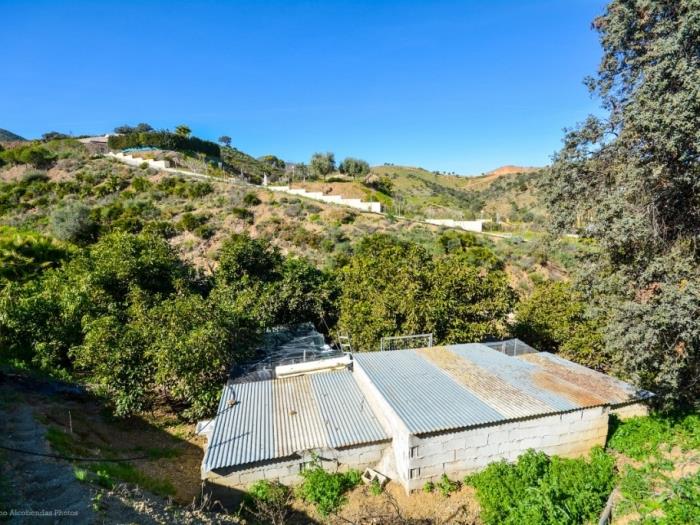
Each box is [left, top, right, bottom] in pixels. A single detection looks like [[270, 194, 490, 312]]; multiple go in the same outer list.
[[352, 350, 505, 434], [517, 351, 651, 404], [204, 369, 388, 471], [353, 343, 646, 436]]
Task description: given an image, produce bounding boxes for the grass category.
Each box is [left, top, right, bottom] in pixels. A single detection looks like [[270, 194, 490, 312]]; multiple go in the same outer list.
[[46, 425, 176, 498], [607, 413, 700, 460]]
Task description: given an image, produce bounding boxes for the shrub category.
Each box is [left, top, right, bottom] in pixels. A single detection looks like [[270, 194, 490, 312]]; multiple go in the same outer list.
[[231, 207, 254, 224], [436, 474, 459, 497], [245, 480, 293, 525], [49, 203, 98, 245], [243, 192, 262, 206], [296, 461, 361, 516], [177, 212, 209, 232], [423, 481, 435, 493], [465, 448, 615, 525]]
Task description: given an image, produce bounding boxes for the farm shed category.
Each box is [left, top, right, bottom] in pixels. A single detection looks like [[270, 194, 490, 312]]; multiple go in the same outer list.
[[201, 342, 650, 494]]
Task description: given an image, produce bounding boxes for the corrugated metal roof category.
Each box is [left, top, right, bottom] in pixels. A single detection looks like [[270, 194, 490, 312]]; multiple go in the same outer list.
[[448, 344, 608, 410], [517, 352, 650, 405], [352, 350, 505, 434], [418, 346, 555, 419], [204, 369, 388, 471], [310, 370, 387, 448]]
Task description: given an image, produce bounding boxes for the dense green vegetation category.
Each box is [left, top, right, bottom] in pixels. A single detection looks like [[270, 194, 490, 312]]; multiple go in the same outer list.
[[542, 0, 699, 409], [338, 233, 514, 351], [465, 448, 615, 525], [0, 230, 336, 418], [107, 130, 220, 157]]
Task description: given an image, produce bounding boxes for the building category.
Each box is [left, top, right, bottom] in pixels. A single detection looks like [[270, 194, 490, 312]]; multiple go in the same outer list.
[[201, 342, 650, 494]]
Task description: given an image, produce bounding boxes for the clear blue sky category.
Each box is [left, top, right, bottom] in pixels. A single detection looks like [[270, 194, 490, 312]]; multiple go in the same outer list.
[[1, 0, 607, 174]]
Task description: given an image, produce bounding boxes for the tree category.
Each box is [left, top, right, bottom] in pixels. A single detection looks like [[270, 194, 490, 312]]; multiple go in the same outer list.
[[216, 233, 282, 287], [114, 124, 134, 134], [0, 226, 69, 283], [175, 124, 192, 138], [514, 281, 605, 369], [309, 152, 335, 179], [41, 131, 69, 141], [338, 157, 370, 178], [258, 155, 286, 170], [543, 0, 700, 407], [338, 234, 513, 351], [218, 135, 232, 147], [49, 202, 98, 245], [134, 123, 153, 132]]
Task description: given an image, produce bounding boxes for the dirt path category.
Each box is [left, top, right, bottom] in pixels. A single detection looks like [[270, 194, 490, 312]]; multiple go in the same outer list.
[[2, 406, 97, 524]]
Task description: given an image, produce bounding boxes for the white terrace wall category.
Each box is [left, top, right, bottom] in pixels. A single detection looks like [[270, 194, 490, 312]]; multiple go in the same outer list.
[[106, 152, 170, 170], [268, 186, 382, 213], [203, 442, 390, 488], [425, 218, 487, 233], [404, 406, 610, 491]]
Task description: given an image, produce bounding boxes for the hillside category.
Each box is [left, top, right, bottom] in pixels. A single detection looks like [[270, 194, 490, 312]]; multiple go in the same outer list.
[[0, 128, 26, 141], [289, 163, 547, 225]]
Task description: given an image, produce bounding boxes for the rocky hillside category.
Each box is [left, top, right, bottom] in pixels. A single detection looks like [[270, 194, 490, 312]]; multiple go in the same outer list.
[[0, 127, 26, 142]]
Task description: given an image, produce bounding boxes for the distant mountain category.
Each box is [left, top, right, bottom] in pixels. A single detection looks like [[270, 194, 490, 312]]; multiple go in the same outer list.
[[0, 128, 26, 141]]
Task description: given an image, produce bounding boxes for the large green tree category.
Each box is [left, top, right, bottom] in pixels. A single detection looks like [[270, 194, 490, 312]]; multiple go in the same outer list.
[[544, 0, 699, 407], [338, 234, 513, 351]]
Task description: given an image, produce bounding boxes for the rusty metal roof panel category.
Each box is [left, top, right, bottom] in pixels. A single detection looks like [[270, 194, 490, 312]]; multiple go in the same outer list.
[[447, 344, 608, 410], [310, 369, 389, 448], [204, 379, 275, 471], [417, 346, 556, 419], [517, 352, 648, 405], [353, 350, 505, 434], [203, 369, 388, 471]]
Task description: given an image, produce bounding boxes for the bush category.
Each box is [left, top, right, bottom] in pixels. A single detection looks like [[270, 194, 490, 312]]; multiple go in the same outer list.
[[231, 207, 254, 224], [245, 480, 293, 525], [177, 212, 209, 232], [296, 461, 362, 516], [0, 145, 56, 168], [49, 203, 98, 245], [243, 192, 262, 206], [436, 474, 459, 497], [465, 448, 615, 525]]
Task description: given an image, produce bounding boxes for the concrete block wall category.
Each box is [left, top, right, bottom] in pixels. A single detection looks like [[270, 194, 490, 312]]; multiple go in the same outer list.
[[204, 442, 390, 489], [404, 406, 610, 491], [268, 186, 382, 213], [611, 401, 649, 420]]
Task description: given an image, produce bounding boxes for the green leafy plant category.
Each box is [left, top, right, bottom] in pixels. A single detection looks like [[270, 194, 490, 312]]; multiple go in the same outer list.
[[245, 480, 293, 525], [296, 460, 361, 517], [436, 474, 459, 497], [465, 448, 615, 525], [423, 481, 435, 493]]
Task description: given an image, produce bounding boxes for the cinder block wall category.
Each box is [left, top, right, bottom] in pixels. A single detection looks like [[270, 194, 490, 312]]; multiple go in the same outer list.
[[204, 442, 390, 489], [404, 406, 610, 491], [611, 401, 649, 420]]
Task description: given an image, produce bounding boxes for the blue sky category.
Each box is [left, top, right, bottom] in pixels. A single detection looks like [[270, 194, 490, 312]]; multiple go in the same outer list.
[[1, 0, 607, 174]]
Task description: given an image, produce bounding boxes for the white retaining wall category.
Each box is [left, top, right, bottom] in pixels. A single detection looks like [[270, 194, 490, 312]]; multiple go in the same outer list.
[[203, 442, 390, 488], [425, 218, 488, 233], [107, 152, 170, 170], [267, 186, 382, 213], [404, 406, 610, 491]]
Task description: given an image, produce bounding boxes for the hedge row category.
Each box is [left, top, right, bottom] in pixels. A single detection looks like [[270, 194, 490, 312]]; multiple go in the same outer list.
[[108, 131, 220, 157]]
